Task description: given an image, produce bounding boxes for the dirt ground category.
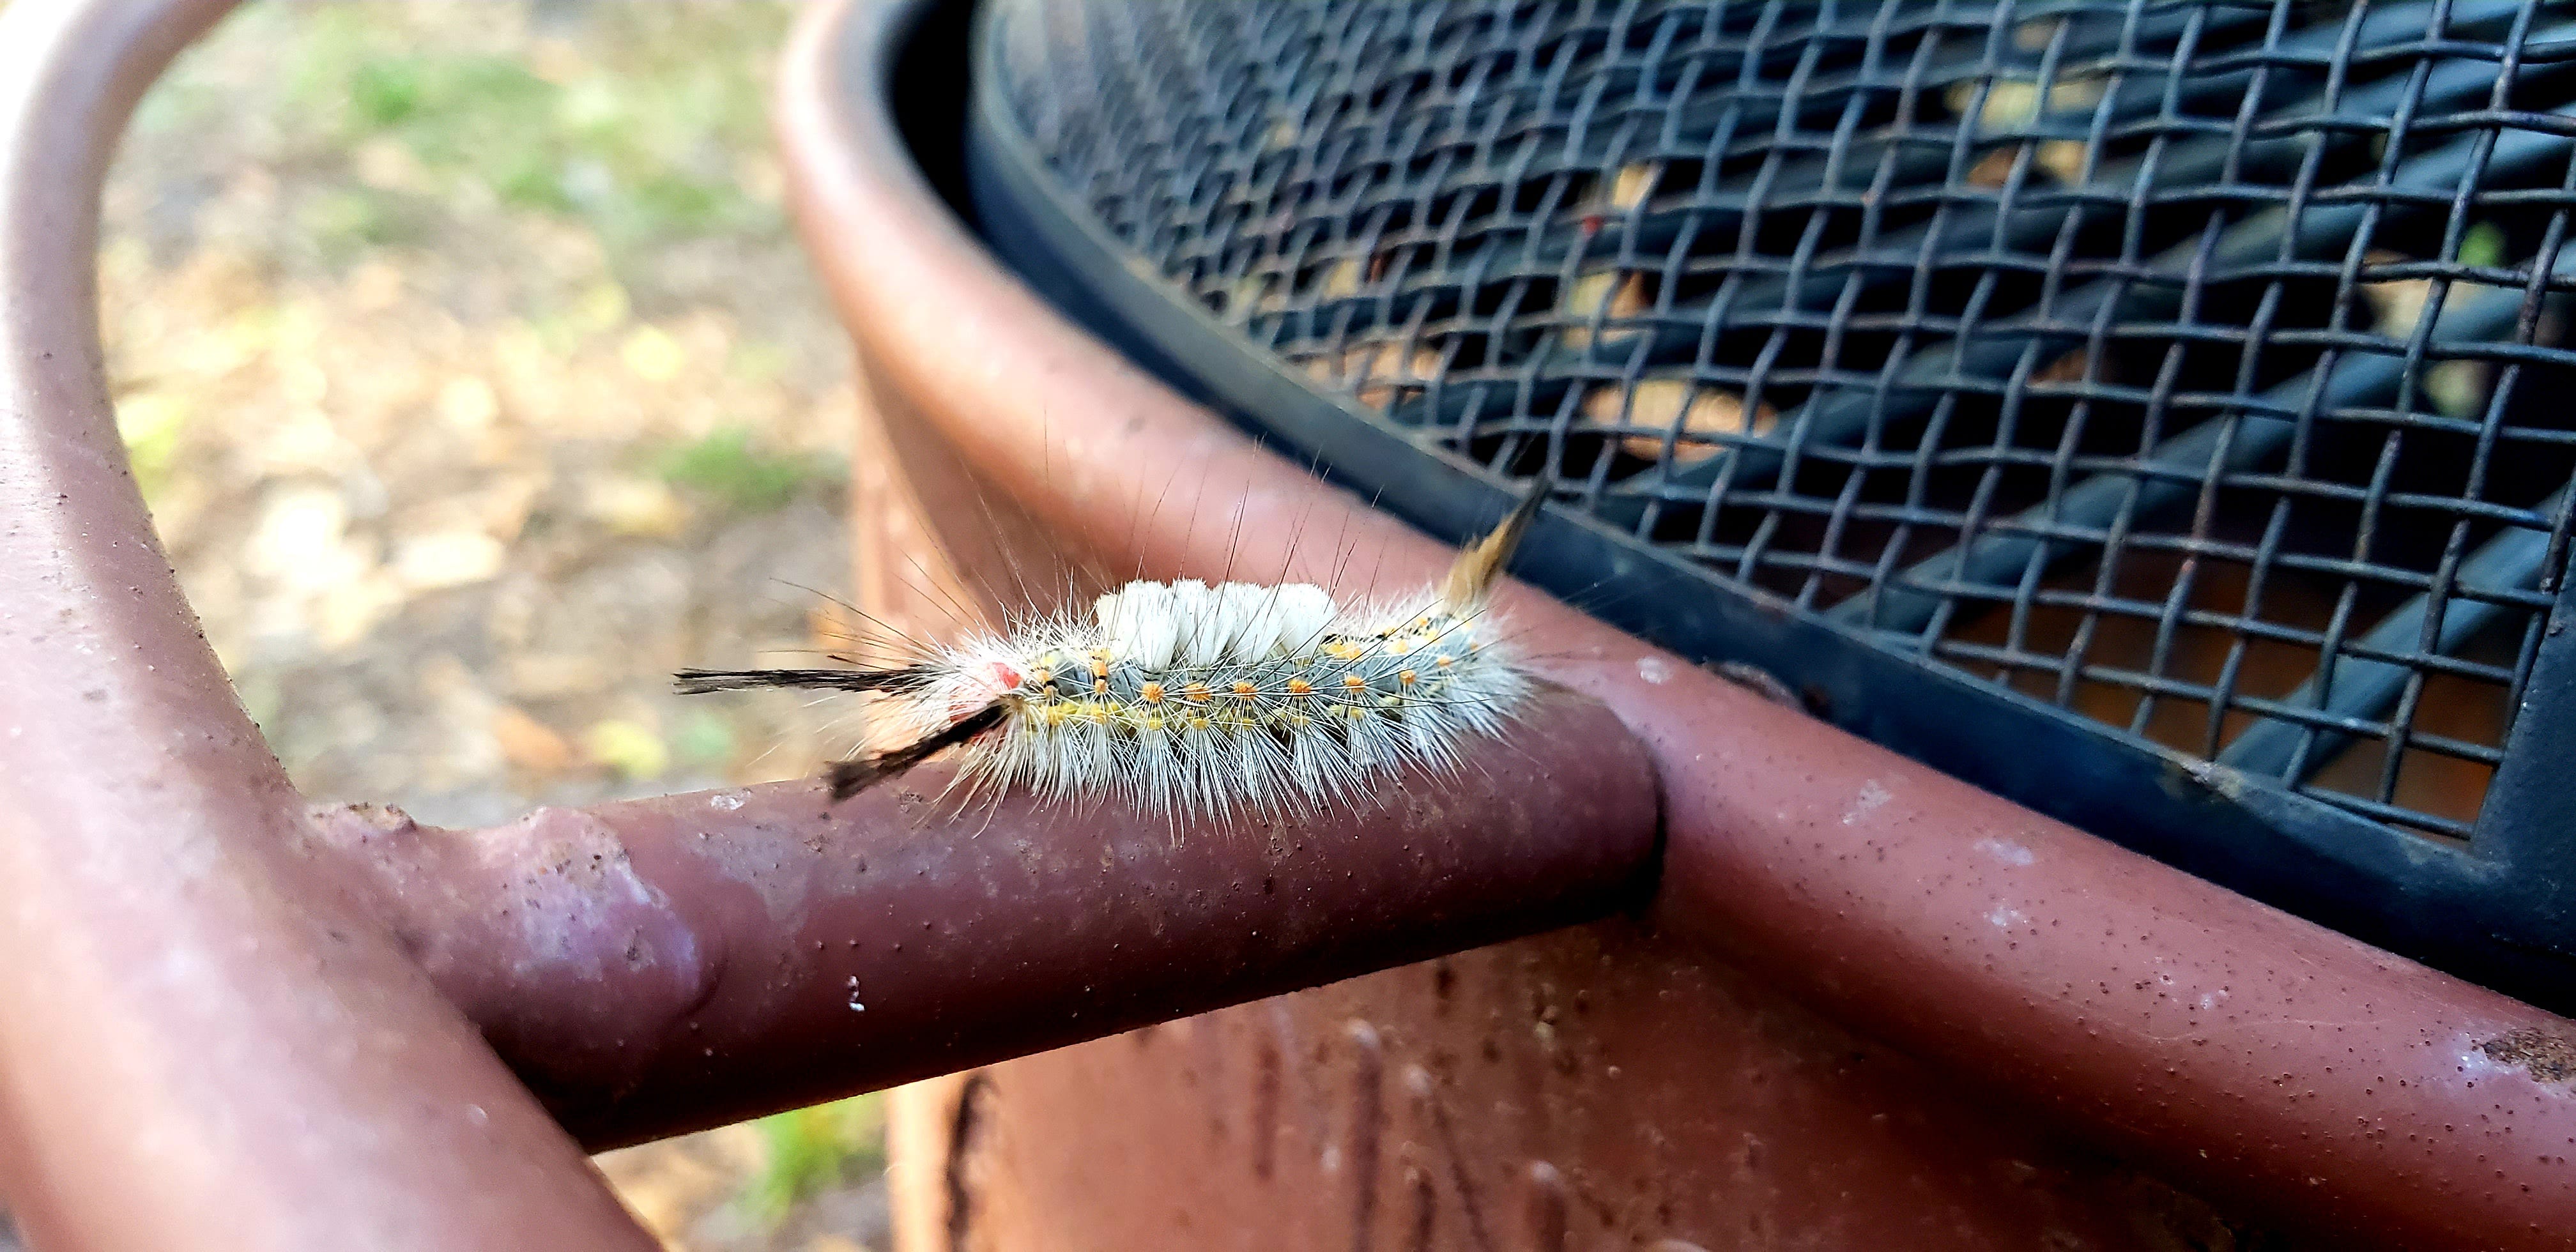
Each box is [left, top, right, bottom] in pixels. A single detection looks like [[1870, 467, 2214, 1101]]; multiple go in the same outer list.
[[26, 3, 890, 1248]]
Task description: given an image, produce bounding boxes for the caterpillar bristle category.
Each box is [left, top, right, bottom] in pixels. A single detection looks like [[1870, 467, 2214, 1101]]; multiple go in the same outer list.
[[673, 666, 929, 695]]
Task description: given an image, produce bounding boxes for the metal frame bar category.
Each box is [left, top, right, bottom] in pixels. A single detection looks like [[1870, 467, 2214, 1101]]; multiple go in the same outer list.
[[0, 2, 1664, 1246]]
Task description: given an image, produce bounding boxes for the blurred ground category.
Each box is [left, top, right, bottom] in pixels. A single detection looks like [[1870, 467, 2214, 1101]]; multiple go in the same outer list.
[[61, 3, 887, 1249]]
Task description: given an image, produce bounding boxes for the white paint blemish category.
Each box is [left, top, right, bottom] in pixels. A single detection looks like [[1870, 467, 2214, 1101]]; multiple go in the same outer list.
[[1974, 836, 2035, 867], [1987, 905, 2028, 929], [1841, 780, 1891, 825], [484, 807, 700, 984], [2456, 1042, 2522, 1084], [707, 790, 746, 812], [1636, 655, 1673, 684]]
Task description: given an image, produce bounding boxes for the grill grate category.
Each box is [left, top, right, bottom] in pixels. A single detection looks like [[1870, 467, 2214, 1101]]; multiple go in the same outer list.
[[967, 0, 2576, 989]]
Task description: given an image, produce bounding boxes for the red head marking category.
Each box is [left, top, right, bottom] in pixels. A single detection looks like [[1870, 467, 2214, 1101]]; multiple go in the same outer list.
[[947, 659, 1025, 722], [984, 660, 1023, 692]]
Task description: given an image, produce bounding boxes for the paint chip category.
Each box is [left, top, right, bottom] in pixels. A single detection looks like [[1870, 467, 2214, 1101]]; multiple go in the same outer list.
[[2479, 1027, 2576, 1083]]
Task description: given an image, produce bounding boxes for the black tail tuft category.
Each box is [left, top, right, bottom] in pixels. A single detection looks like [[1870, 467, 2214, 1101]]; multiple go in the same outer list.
[[675, 666, 928, 695], [823, 701, 1011, 801]]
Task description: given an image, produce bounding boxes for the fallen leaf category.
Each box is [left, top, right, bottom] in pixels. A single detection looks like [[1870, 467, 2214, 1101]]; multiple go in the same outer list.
[[582, 474, 692, 538], [1582, 379, 1778, 462], [621, 324, 685, 382], [1306, 340, 1443, 409], [491, 705, 576, 775], [392, 530, 506, 592], [1559, 270, 1650, 349], [585, 717, 670, 780]]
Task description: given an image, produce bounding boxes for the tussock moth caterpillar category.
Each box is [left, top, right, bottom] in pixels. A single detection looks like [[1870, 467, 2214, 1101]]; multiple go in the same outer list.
[[676, 484, 1545, 816]]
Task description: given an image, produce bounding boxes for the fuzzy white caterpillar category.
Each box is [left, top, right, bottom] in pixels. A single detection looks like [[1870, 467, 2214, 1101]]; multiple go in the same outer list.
[[677, 486, 1545, 817]]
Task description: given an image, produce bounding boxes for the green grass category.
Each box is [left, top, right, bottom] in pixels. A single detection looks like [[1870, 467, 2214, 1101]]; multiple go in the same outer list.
[[746, 1094, 885, 1221], [654, 425, 839, 514], [328, 34, 760, 242], [114, 391, 189, 501], [2458, 221, 2509, 271], [301, 188, 410, 261], [671, 708, 736, 769], [151, 4, 795, 267]]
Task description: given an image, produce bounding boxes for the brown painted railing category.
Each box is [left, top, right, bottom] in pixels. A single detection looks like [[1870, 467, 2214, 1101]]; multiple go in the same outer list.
[[0, 3, 1658, 1248]]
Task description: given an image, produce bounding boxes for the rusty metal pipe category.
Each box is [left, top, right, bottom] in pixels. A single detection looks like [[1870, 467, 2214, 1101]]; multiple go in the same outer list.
[[774, 0, 2576, 1244], [1634, 673, 2576, 1248], [0, 0, 1664, 1245], [322, 685, 1659, 1149], [0, 10, 1666, 1249], [0, 1, 652, 1246]]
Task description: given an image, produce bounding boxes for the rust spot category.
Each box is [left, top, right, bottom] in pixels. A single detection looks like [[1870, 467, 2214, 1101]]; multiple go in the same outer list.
[[1524, 1161, 1568, 1252], [2479, 1027, 2576, 1083], [1346, 1021, 1384, 1246], [1252, 1034, 1283, 1181], [308, 800, 421, 844], [944, 1072, 997, 1251], [1405, 1164, 1437, 1251]]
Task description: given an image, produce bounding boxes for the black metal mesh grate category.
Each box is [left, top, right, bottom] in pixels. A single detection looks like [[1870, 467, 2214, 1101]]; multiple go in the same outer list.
[[986, 0, 2576, 843]]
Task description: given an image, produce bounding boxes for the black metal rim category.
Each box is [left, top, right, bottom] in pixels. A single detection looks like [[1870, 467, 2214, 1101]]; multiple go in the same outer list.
[[951, 0, 2576, 1008]]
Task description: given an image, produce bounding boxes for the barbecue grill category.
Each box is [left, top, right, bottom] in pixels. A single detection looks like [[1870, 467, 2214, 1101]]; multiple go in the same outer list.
[[11, 1, 2576, 1247], [965, 0, 2576, 1007]]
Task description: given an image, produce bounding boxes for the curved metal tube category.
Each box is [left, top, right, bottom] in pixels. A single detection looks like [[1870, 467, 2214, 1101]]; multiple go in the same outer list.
[[0, 1, 659, 1247], [0, 1, 1667, 1245], [774, 0, 2576, 1246], [326, 686, 1659, 1150]]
